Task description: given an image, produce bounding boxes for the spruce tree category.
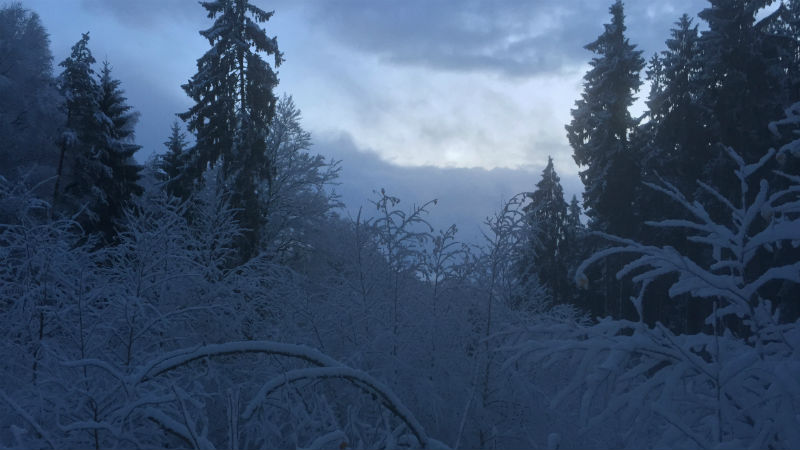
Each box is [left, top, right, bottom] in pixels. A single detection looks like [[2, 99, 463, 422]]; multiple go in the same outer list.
[[157, 121, 192, 200], [635, 16, 717, 331], [93, 61, 143, 242], [696, 0, 787, 198], [641, 15, 711, 198], [521, 157, 569, 304], [55, 36, 142, 242], [562, 195, 591, 309], [564, 195, 583, 236], [55, 32, 100, 208], [566, 1, 644, 320], [565, 0, 644, 237], [179, 0, 283, 260]]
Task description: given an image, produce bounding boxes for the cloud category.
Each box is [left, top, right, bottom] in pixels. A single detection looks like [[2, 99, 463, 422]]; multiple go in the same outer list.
[[77, 0, 304, 29], [292, 55, 585, 171], [305, 1, 595, 77], [315, 132, 583, 245], [305, 0, 707, 78], [78, 0, 201, 28]]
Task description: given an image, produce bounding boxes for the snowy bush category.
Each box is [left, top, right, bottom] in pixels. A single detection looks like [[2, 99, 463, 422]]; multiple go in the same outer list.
[[0, 178, 439, 448]]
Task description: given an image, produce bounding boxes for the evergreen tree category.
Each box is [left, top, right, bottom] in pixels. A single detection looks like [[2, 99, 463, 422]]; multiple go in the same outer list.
[[561, 194, 593, 311], [640, 14, 711, 199], [55, 35, 142, 242], [566, 0, 644, 320], [565, 195, 583, 234], [520, 157, 569, 304], [696, 0, 788, 197], [179, 0, 283, 260], [759, 0, 800, 183], [635, 16, 718, 332], [93, 61, 143, 242], [759, 0, 800, 100], [157, 120, 192, 200], [54, 32, 102, 211], [565, 0, 644, 237]]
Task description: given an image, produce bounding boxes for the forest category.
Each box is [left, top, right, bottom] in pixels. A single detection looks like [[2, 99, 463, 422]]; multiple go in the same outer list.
[[1, 0, 799, 448]]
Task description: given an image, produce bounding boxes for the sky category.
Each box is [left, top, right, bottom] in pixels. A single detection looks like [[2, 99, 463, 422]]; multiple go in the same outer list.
[[24, 0, 709, 243]]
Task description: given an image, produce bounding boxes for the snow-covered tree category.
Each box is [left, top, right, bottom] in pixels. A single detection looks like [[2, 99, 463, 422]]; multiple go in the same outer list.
[[92, 61, 143, 242], [54, 32, 101, 210], [53, 36, 142, 241], [461, 194, 551, 448], [640, 14, 710, 200], [0, 4, 61, 190], [565, 0, 645, 320], [259, 95, 341, 260], [561, 194, 591, 309], [696, 0, 789, 198], [370, 190, 435, 363], [566, 0, 644, 237], [155, 120, 192, 200], [520, 156, 569, 304], [179, 0, 283, 260]]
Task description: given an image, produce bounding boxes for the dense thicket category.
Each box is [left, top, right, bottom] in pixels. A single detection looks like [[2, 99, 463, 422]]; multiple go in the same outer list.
[[1, 1, 798, 448]]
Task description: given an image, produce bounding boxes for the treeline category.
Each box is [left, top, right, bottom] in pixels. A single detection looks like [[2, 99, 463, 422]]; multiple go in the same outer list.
[[519, 0, 800, 333]]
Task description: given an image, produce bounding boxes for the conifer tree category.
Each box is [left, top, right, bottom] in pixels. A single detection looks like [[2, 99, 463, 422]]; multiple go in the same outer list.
[[566, 0, 644, 237], [179, 0, 283, 260], [696, 0, 787, 196], [93, 61, 143, 241], [564, 195, 583, 236], [55, 36, 142, 242], [641, 15, 711, 199], [157, 121, 192, 200], [562, 195, 592, 309], [54, 32, 100, 209], [566, 1, 644, 320], [520, 157, 569, 303]]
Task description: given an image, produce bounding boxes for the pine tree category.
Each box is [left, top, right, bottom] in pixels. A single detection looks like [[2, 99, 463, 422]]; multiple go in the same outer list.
[[566, 0, 644, 237], [520, 157, 569, 304], [93, 61, 143, 242], [157, 121, 192, 200], [179, 0, 283, 260]]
